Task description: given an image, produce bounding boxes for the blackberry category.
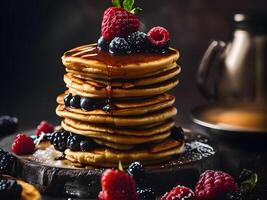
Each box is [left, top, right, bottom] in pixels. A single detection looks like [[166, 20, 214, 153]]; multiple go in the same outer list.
[[239, 169, 254, 183], [80, 140, 97, 151], [51, 131, 70, 152], [0, 179, 22, 199], [151, 41, 170, 54], [137, 187, 156, 200], [224, 192, 245, 200], [127, 31, 148, 52], [170, 126, 184, 142], [127, 162, 145, 180], [109, 37, 131, 54], [67, 135, 82, 151], [97, 36, 110, 50], [64, 93, 72, 107], [70, 95, 81, 108], [0, 149, 15, 175], [80, 97, 93, 111], [0, 115, 18, 135]]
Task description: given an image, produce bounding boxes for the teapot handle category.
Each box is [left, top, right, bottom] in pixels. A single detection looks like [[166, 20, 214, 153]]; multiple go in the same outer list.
[[197, 40, 226, 99]]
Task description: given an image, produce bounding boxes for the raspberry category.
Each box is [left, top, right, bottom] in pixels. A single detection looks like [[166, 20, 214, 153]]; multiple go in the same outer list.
[[98, 169, 138, 200], [12, 134, 35, 155], [101, 7, 139, 40], [147, 26, 170, 47], [161, 185, 196, 200], [35, 121, 54, 136], [127, 31, 149, 52], [109, 37, 131, 54], [195, 170, 238, 200]]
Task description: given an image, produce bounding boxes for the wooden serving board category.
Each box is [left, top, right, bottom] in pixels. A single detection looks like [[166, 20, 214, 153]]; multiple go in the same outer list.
[[0, 129, 218, 199]]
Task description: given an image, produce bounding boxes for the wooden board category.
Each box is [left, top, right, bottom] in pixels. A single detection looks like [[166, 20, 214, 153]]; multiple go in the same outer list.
[[0, 129, 218, 199]]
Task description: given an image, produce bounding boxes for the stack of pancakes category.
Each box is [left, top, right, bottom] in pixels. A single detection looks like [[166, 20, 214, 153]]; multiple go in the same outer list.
[[56, 44, 184, 167]]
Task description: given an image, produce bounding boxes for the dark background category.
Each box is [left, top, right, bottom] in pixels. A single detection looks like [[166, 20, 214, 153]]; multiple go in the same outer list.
[[1, 0, 266, 130]]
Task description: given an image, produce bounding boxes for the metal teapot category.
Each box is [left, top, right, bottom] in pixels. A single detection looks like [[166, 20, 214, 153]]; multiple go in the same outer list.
[[197, 13, 267, 104]]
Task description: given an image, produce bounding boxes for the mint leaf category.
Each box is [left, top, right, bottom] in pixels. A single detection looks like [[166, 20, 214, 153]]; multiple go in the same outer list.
[[131, 7, 142, 15], [240, 172, 258, 193], [112, 0, 122, 7], [123, 0, 134, 11]]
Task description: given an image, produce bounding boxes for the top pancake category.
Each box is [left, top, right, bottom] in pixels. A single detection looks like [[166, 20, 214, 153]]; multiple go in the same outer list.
[[62, 44, 180, 79]]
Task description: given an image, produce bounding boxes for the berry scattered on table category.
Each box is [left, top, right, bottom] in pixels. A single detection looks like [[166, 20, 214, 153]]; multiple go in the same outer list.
[[98, 36, 110, 50], [161, 185, 196, 200], [51, 130, 70, 152], [12, 134, 35, 155], [70, 95, 81, 108], [170, 126, 185, 142], [0, 149, 15, 175], [64, 93, 72, 107], [101, 7, 139, 40], [35, 120, 54, 136], [147, 26, 170, 47], [224, 192, 245, 200], [67, 135, 82, 151], [98, 169, 139, 200], [195, 170, 238, 200], [109, 37, 131, 54], [127, 161, 145, 180], [137, 187, 156, 200], [238, 169, 254, 184], [0, 178, 22, 199], [127, 31, 149, 52], [0, 115, 18, 135]]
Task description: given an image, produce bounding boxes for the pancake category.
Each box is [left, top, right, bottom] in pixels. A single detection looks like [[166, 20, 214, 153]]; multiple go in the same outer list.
[[57, 105, 177, 126], [62, 44, 180, 79], [65, 74, 179, 98], [17, 180, 41, 200], [57, 93, 175, 116], [61, 120, 171, 145], [66, 62, 178, 80], [64, 140, 184, 167], [63, 118, 175, 136], [70, 66, 181, 88]]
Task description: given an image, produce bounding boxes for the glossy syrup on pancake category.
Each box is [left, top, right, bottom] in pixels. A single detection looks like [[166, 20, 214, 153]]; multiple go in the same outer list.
[[64, 44, 177, 69]]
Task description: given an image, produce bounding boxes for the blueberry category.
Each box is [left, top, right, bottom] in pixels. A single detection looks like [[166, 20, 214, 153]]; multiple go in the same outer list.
[[64, 93, 72, 107], [238, 169, 254, 183], [127, 162, 145, 180], [109, 37, 131, 54], [0, 116, 18, 135], [127, 31, 148, 52], [151, 42, 170, 54], [97, 36, 110, 50], [170, 126, 184, 142], [137, 187, 156, 200], [80, 97, 93, 111], [67, 135, 82, 151], [80, 140, 96, 151], [69, 95, 81, 108]]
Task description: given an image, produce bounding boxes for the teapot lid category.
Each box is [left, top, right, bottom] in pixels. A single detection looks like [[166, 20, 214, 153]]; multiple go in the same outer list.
[[234, 13, 267, 34]]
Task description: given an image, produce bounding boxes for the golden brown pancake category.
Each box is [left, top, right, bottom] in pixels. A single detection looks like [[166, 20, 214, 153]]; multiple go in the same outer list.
[[62, 44, 180, 79]]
